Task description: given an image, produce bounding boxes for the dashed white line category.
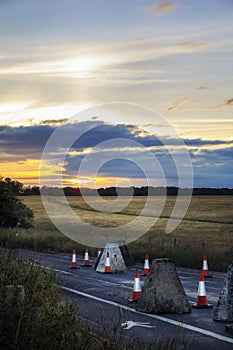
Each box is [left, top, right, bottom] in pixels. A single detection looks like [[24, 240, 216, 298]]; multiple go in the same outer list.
[[86, 276, 132, 289], [40, 265, 72, 275], [204, 281, 218, 285], [60, 285, 233, 345], [78, 274, 141, 290]]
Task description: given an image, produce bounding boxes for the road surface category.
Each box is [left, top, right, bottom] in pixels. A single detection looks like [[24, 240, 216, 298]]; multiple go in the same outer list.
[[16, 250, 233, 350]]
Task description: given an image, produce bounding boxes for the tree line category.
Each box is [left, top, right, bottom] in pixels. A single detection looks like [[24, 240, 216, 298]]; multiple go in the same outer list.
[[31, 185, 233, 196], [1, 177, 233, 197]]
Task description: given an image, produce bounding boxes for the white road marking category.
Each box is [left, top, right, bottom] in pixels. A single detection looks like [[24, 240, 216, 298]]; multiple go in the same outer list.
[[60, 285, 233, 345], [83, 275, 141, 290], [121, 321, 155, 330], [204, 281, 218, 285], [40, 265, 72, 275], [85, 276, 131, 289], [53, 268, 73, 275]]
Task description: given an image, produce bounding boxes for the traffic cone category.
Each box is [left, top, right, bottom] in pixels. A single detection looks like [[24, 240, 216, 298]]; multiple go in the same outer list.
[[81, 248, 92, 267], [202, 254, 212, 278], [104, 251, 112, 273], [141, 253, 150, 276], [69, 249, 79, 269], [192, 272, 212, 308], [97, 248, 102, 257], [129, 269, 141, 303]]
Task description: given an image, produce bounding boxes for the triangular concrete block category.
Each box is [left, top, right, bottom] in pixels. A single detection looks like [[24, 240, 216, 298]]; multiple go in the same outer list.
[[136, 258, 191, 314], [95, 243, 127, 273], [214, 263, 233, 321]]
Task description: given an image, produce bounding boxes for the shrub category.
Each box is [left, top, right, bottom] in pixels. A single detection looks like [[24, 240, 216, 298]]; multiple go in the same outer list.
[[0, 178, 34, 228], [0, 251, 79, 349]]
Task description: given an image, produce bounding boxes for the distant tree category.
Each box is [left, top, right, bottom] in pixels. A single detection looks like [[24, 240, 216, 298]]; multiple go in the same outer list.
[[0, 177, 34, 228], [98, 187, 118, 196], [1, 177, 24, 195], [23, 186, 40, 196], [63, 187, 81, 196], [30, 186, 40, 195]]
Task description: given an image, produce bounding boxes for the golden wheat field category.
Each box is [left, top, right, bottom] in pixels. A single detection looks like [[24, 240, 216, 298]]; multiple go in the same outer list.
[[1, 195, 232, 271], [23, 195, 233, 249]]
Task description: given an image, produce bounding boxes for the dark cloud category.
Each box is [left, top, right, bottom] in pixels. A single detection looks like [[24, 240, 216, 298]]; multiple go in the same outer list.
[[71, 123, 163, 150], [191, 147, 233, 188], [64, 145, 178, 184], [0, 124, 56, 162], [224, 97, 233, 106], [1, 121, 232, 157], [98, 159, 146, 179], [197, 146, 233, 160], [184, 138, 233, 147], [0, 121, 232, 187], [0, 124, 54, 150], [39, 118, 69, 125]]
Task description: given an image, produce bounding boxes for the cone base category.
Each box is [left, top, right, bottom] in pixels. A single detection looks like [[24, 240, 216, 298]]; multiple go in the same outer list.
[[96, 270, 112, 274], [141, 272, 149, 276], [202, 269, 212, 278], [128, 298, 138, 304], [131, 291, 141, 301], [81, 264, 92, 267], [192, 303, 213, 309], [69, 266, 79, 269]]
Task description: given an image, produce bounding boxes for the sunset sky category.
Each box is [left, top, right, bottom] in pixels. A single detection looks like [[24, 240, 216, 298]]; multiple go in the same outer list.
[[0, 0, 232, 188]]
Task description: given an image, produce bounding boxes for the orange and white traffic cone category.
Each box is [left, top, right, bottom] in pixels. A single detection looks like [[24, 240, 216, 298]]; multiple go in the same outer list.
[[81, 248, 92, 267], [129, 269, 141, 302], [104, 251, 112, 273], [97, 248, 102, 258], [202, 254, 212, 278], [192, 272, 212, 308], [141, 253, 150, 276], [69, 249, 79, 269]]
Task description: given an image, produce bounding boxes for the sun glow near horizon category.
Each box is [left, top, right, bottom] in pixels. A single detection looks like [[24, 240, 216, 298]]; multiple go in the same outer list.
[[64, 176, 128, 188]]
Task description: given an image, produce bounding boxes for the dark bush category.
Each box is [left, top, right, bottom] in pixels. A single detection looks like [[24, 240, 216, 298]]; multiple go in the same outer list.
[[0, 178, 34, 228]]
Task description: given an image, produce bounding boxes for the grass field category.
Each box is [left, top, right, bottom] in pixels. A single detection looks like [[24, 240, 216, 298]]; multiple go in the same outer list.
[[0, 195, 232, 271]]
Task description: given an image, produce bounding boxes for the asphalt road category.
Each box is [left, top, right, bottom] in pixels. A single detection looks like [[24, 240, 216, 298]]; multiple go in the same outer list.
[[16, 249, 233, 350]]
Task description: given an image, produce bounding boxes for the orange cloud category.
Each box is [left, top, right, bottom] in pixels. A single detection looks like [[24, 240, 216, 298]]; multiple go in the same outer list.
[[0, 159, 41, 184], [176, 42, 206, 50], [167, 96, 190, 111], [198, 86, 212, 90], [142, 2, 177, 15], [167, 96, 233, 112], [0, 159, 67, 186]]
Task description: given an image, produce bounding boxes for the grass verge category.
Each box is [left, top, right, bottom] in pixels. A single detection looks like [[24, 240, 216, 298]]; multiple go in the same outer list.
[[0, 250, 189, 350]]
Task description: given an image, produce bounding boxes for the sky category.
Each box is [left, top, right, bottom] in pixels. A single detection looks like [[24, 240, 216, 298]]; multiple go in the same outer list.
[[0, 0, 232, 188]]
